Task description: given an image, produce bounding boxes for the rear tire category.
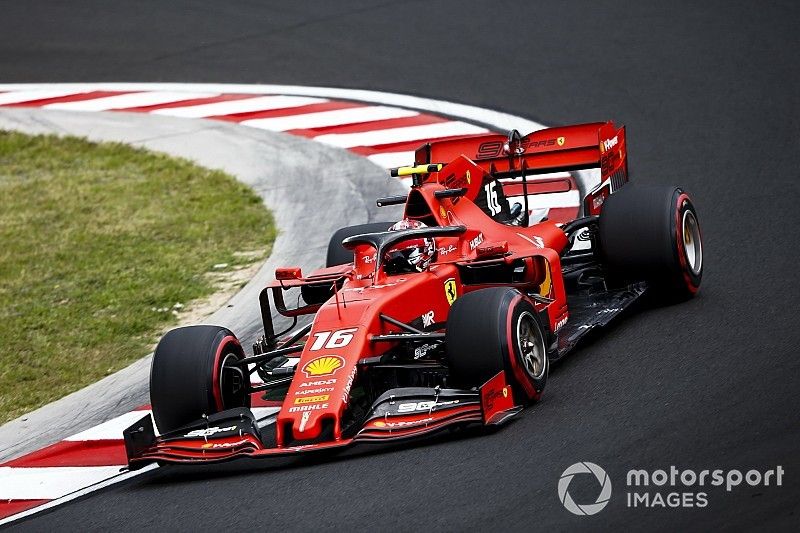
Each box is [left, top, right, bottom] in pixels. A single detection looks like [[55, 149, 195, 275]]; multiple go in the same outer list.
[[599, 185, 702, 301], [150, 325, 249, 434], [446, 288, 548, 403]]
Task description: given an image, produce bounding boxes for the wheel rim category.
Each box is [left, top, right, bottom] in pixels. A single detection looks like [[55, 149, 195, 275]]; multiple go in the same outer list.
[[516, 311, 547, 380], [219, 352, 246, 409], [682, 209, 703, 275]]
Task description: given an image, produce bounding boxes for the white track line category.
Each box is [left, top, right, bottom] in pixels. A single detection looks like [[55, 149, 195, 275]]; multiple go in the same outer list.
[[0, 89, 90, 105], [151, 95, 325, 118], [63, 407, 278, 442], [0, 464, 159, 526], [314, 121, 488, 148], [241, 105, 418, 131], [366, 151, 417, 168], [0, 465, 126, 500], [43, 91, 219, 111]]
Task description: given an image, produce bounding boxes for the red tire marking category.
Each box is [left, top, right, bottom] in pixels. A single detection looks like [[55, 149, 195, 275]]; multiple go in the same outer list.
[[504, 294, 538, 400], [674, 192, 699, 294], [211, 335, 240, 411]]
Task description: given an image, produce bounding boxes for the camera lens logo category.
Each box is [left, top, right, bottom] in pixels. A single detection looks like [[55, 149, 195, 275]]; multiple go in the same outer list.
[[558, 462, 612, 516]]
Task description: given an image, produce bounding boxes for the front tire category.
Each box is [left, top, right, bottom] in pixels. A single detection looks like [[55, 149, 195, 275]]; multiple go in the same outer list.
[[446, 288, 549, 403], [150, 325, 249, 434], [599, 184, 703, 301]]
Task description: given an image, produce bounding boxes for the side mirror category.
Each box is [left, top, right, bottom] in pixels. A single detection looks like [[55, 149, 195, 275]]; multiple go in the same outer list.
[[275, 267, 302, 281]]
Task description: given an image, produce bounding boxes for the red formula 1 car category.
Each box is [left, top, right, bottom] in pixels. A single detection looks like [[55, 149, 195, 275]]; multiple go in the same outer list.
[[124, 121, 703, 466]]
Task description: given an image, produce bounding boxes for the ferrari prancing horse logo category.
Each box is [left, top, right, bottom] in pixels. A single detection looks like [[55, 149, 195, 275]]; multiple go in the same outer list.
[[557, 136, 565, 147], [444, 278, 458, 306]]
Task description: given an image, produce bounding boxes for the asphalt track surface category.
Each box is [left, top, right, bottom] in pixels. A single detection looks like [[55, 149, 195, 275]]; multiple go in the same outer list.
[[2, 1, 799, 530]]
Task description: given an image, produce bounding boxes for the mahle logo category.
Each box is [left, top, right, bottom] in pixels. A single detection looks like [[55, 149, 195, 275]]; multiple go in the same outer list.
[[558, 462, 612, 516]]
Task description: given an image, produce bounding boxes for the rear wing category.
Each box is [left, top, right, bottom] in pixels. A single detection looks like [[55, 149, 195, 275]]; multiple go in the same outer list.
[[414, 121, 628, 216]]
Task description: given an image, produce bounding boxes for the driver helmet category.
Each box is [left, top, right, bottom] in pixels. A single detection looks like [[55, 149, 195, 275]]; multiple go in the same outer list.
[[384, 219, 435, 273]]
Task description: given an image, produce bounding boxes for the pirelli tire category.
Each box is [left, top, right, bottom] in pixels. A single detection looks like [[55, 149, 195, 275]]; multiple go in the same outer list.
[[302, 221, 395, 305], [446, 288, 549, 403], [599, 184, 703, 302], [150, 325, 249, 434]]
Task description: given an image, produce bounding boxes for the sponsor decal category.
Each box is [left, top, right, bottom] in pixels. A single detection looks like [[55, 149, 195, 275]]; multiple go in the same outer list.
[[288, 403, 329, 413], [294, 395, 330, 404], [529, 138, 557, 148], [555, 315, 568, 332], [300, 379, 336, 387], [363, 254, 377, 264], [341, 366, 357, 403], [437, 244, 457, 256], [185, 425, 237, 438], [516, 232, 544, 248], [397, 400, 460, 413], [373, 417, 434, 428], [469, 233, 484, 250], [484, 386, 509, 411], [442, 170, 470, 191], [299, 411, 310, 432], [295, 387, 335, 396], [201, 439, 249, 449], [301, 355, 344, 377], [444, 278, 458, 306], [421, 310, 435, 328], [600, 135, 618, 153], [477, 137, 565, 158], [413, 343, 437, 360], [439, 206, 447, 219]]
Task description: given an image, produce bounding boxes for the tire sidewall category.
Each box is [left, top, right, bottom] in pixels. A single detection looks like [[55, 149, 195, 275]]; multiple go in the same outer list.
[[670, 191, 702, 294], [210, 332, 247, 412], [500, 294, 548, 403]]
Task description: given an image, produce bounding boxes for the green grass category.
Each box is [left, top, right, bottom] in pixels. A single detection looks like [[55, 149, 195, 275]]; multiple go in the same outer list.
[[0, 131, 276, 423]]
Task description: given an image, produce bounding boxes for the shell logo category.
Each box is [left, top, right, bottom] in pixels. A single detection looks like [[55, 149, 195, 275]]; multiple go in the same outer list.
[[301, 355, 344, 377]]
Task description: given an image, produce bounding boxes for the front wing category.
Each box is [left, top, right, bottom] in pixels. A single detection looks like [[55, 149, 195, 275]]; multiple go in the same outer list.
[[124, 372, 519, 468]]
